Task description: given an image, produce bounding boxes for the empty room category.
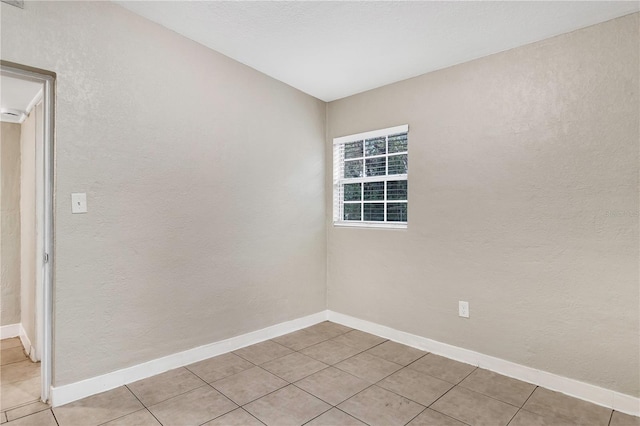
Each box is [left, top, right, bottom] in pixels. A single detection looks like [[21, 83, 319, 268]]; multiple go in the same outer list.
[[0, 1, 638, 425]]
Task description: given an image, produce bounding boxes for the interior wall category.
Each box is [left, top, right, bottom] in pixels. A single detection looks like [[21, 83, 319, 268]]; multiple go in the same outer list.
[[1, 1, 326, 386], [1, 122, 22, 326], [327, 13, 639, 397], [20, 103, 39, 354]]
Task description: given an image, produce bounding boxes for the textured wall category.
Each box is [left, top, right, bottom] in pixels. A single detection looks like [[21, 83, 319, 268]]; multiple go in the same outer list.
[[1, 122, 21, 326], [327, 13, 639, 397], [1, 1, 326, 385]]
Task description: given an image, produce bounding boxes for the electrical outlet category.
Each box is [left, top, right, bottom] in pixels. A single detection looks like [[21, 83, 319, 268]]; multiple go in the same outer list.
[[459, 301, 469, 318]]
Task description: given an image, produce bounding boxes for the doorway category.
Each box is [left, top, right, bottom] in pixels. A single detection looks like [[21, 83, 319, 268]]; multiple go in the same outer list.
[[0, 62, 54, 410]]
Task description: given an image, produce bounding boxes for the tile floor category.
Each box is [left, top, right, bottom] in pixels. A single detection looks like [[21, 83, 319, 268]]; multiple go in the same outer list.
[[2, 323, 639, 425], [1, 337, 43, 420]]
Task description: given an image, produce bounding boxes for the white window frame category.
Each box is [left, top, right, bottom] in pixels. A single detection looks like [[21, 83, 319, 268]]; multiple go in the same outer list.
[[333, 124, 408, 229]]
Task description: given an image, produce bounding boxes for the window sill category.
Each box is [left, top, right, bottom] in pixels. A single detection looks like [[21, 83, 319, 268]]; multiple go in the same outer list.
[[333, 221, 407, 230]]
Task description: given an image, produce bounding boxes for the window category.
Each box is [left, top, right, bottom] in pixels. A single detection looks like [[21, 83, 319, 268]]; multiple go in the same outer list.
[[333, 124, 408, 228]]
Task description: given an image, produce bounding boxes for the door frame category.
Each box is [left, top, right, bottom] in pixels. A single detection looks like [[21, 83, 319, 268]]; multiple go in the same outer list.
[[1, 61, 55, 403]]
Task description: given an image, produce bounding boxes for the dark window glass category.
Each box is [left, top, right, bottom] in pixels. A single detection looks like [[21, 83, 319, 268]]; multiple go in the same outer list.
[[344, 160, 363, 178], [365, 137, 386, 156], [343, 204, 361, 221], [387, 180, 407, 200], [343, 183, 361, 201], [365, 157, 386, 176], [363, 182, 384, 200], [388, 133, 407, 153], [387, 203, 407, 222], [388, 154, 407, 175], [363, 203, 384, 221], [344, 140, 363, 159]]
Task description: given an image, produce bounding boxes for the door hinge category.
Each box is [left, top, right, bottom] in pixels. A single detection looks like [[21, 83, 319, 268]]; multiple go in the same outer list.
[[44, 253, 49, 264]]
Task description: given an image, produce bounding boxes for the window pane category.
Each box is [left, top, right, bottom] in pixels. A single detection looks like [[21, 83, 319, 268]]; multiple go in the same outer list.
[[388, 133, 407, 153], [387, 203, 407, 222], [363, 203, 384, 221], [365, 157, 386, 176], [344, 203, 361, 221], [343, 183, 361, 201], [344, 159, 363, 178], [364, 182, 384, 200], [388, 154, 407, 175], [344, 140, 363, 159], [387, 180, 407, 200], [365, 137, 386, 156]]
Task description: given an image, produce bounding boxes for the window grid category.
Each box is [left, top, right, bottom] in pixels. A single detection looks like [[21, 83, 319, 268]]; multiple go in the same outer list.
[[333, 125, 408, 228]]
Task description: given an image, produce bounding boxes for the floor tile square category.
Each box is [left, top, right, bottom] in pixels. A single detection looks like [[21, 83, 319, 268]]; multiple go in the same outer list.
[[0, 413, 5, 424], [5, 401, 50, 422], [127, 367, 205, 406], [306, 408, 367, 426], [301, 340, 362, 365], [4, 409, 57, 426], [331, 330, 386, 351], [272, 329, 329, 351], [378, 367, 453, 406], [1, 376, 41, 410], [262, 352, 327, 382], [295, 367, 370, 405], [1, 338, 22, 350], [211, 366, 287, 405], [102, 409, 161, 425], [53, 386, 144, 426], [148, 386, 236, 426], [509, 409, 574, 426], [186, 353, 254, 383], [0, 360, 39, 384], [233, 341, 293, 365], [407, 408, 466, 426], [244, 385, 330, 426], [407, 354, 475, 384], [523, 387, 612, 426], [203, 408, 264, 425], [365, 341, 426, 366], [335, 353, 402, 383], [459, 368, 535, 407], [610, 411, 640, 426], [1, 347, 27, 366], [338, 385, 424, 426], [302, 322, 353, 340], [430, 386, 518, 426]]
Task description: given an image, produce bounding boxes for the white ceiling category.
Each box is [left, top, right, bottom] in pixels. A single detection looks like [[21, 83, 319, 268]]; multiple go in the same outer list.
[[123, 2, 636, 101], [1, 75, 43, 123]]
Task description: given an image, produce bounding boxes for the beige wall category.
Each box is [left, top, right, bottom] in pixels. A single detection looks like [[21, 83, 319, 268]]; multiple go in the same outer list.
[[1, 1, 326, 385], [1, 122, 21, 326], [20, 104, 39, 353], [327, 13, 639, 397]]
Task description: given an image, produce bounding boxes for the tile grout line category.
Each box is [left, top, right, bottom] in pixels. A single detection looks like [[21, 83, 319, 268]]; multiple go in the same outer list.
[[506, 385, 539, 426], [123, 384, 167, 426], [49, 407, 60, 426], [420, 366, 479, 425]]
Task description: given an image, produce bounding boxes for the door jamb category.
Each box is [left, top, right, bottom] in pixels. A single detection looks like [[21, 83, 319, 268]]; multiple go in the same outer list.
[[1, 61, 55, 403]]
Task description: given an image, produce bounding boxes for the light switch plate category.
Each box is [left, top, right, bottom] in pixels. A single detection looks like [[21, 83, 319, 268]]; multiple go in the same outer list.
[[71, 193, 87, 214]]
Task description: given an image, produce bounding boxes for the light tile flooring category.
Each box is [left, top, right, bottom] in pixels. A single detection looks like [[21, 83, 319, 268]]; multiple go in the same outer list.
[[1, 337, 43, 422], [2, 323, 639, 425]]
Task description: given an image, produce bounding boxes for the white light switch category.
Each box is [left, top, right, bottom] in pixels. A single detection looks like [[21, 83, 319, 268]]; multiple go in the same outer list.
[[71, 193, 87, 214]]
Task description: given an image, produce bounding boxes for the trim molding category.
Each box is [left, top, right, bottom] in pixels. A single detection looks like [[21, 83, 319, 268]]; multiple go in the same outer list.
[[0, 323, 21, 339], [50, 311, 328, 407], [19, 324, 36, 362], [327, 310, 640, 417]]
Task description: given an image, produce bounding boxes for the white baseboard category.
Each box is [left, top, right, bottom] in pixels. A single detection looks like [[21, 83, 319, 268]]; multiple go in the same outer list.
[[50, 311, 328, 407], [327, 310, 640, 417], [18, 324, 36, 362], [0, 323, 21, 339]]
